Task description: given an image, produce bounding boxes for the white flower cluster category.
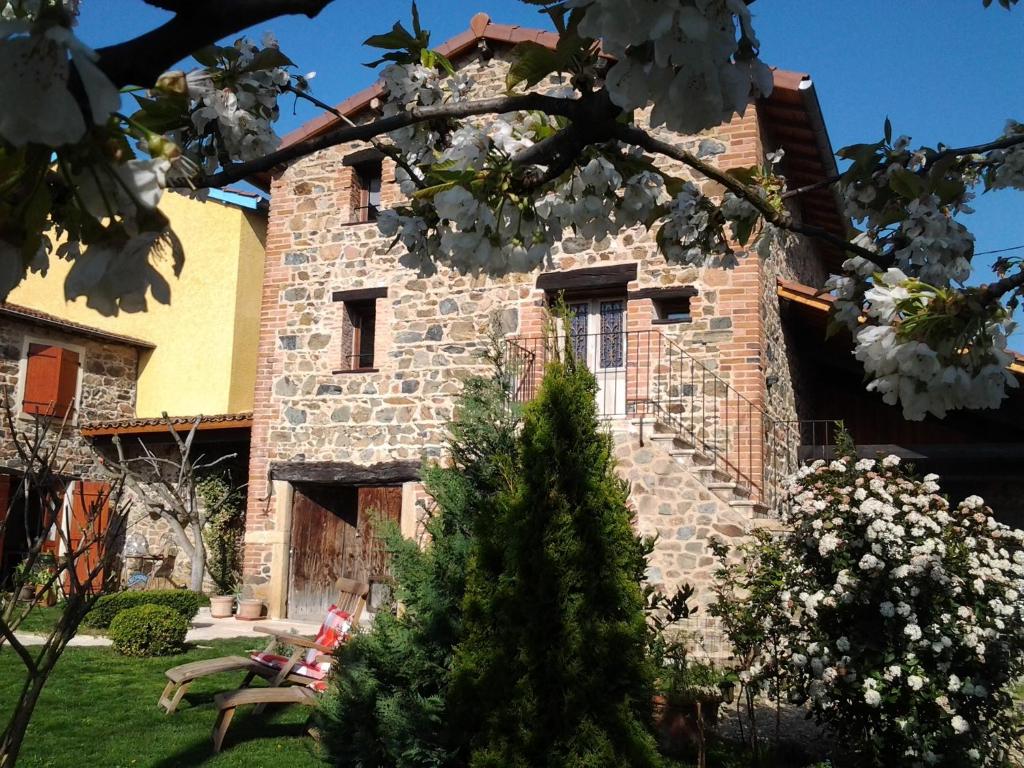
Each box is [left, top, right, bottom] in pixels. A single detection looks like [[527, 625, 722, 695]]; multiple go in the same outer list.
[[0, 14, 118, 148], [768, 457, 1024, 766], [659, 182, 728, 266], [568, 0, 773, 134], [188, 35, 292, 169], [846, 268, 1018, 421]]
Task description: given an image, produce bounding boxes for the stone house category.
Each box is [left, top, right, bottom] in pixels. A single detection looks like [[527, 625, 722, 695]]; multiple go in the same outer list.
[[1, 191, 267, 590], [242, 14, 1024, 623], [0, 303, 146, 586]]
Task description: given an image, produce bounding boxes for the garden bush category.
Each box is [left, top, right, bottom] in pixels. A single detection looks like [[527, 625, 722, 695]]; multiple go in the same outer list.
[[713, 440, 1024, 767], [109, 604, 188, 657], [84, 589, 201, 629]]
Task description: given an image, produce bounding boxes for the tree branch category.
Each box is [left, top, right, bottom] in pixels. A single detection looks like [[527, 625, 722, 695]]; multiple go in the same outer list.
[[194, 93, 583, 188], [96, 0, 338, 88], [978, 268, 1024, 304], [612, 124, 880, 263]]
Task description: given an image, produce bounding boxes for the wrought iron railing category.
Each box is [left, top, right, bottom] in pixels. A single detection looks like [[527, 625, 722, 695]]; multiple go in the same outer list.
[[504, 330, 817, 512]]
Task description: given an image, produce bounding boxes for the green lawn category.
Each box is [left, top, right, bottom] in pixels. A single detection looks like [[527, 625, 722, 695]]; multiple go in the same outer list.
[[10, 604, 73, 636], [0, 639, 324, 768]]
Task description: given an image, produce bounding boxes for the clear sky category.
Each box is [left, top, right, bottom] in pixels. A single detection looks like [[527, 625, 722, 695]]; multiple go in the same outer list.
[[78, 1, 1024, 333]]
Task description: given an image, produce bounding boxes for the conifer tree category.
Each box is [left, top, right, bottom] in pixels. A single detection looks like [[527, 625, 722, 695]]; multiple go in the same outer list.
[[449, 352, 662, 768], [320, 372, 519, 768]]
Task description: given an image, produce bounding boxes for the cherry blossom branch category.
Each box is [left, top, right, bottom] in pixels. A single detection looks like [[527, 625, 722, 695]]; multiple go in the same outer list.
[[978, 268, 1024, 303], [612, 124, 879, 262], [195, 93, 583, 187], [96, 0, 338, 88]]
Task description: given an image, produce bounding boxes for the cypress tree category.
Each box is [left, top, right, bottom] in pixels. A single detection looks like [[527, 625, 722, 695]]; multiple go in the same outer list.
[[450, 353, 662, 768], [320, 373, 519, 768]]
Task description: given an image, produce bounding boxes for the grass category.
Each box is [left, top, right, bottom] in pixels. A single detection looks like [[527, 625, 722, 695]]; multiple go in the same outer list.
[[0, 638, 324, 767], [10, 604, 74, 636]]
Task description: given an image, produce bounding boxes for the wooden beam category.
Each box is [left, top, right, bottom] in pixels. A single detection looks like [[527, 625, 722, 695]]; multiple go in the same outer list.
[[270, 460, 420, 485], [536, 263, 638, 293], [627, 286, 698, 301], [332, 287, 389, 303], [342, 148, 385, 166]]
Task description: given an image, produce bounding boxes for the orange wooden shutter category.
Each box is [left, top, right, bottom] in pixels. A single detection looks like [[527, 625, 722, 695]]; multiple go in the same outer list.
[[68, 481, 112, 594], [55, 348, 79, 418], [23, 344, 61, 416]]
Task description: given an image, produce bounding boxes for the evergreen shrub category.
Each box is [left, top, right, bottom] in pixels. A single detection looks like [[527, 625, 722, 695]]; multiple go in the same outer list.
[[109, 604, 188, 657]]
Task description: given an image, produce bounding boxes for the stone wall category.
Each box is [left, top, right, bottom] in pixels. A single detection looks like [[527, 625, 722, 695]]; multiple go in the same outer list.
[[0, 317, 138, 478], [244, 45, 829, 609]]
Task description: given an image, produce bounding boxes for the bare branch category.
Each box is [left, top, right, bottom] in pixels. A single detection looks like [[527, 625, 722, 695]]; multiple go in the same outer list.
[[978, 268, 1024, 304], [612, 124, 879, 263], [195, 93, 583, 188], [95, 0, 337, 88]]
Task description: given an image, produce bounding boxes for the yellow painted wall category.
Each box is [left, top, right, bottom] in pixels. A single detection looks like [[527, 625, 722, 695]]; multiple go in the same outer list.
[[8, 192, 267, 418]]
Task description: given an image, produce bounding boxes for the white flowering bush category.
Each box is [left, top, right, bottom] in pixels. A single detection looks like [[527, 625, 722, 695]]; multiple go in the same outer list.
[[714, 444, 1024, 766]]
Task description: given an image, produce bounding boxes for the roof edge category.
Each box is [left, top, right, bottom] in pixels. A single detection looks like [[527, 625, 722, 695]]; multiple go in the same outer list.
[[0, 303, 156, 350]]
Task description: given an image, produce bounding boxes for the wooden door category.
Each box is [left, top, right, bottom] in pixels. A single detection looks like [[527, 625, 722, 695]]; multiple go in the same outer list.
[[356, 486, 402, 582], [67, 481, 112, 594], [567, 298, 627, 415], [288, 486, 358, 622]]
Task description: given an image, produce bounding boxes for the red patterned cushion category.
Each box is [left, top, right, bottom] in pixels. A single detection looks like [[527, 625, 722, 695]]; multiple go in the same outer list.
[[248, 605, 353, 680]]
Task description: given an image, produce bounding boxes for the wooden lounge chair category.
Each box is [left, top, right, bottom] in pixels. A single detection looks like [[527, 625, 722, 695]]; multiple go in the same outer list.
[[211, 650, 330, 752], [158, 578, 368, 715]]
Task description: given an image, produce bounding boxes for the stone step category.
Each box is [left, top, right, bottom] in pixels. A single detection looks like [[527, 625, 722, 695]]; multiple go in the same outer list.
[[749, 516, 788, 533], [670, 448, 713, 467], [727, 499, 769, 518]]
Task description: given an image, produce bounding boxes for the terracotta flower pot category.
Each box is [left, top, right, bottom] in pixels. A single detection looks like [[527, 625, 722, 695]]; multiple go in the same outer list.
[[210, 595, 235, 618], [236, 598, 263, 621]]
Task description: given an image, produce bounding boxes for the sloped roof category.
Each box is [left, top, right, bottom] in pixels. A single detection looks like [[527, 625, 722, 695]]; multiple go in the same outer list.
[[0, 302, 155, 349], [80, 412, 253, 438]]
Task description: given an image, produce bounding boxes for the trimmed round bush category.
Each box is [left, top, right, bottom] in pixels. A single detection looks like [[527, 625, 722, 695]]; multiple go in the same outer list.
[[109, 604, 188, 657], [84, 589, 201, 629]]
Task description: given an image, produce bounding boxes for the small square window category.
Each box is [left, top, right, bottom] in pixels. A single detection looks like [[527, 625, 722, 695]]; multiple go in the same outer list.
[[653, 296, 692, 324], [343, 301, 377, 370], [354, 161, 382, 223]]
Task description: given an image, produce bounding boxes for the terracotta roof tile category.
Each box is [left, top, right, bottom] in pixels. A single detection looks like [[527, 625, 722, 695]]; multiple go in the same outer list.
[[0, 303, 155, 349], [80, 412, 253, 438]]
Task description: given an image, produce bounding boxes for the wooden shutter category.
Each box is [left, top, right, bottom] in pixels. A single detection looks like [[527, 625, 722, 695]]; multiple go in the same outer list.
[[23, 345, 79, 418], [67, 481, 112, 594], [55, 349, 79, 418]]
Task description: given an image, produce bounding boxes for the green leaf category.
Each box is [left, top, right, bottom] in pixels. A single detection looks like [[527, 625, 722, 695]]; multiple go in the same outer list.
[[364, 21, 419, 51], [883, 117, 892, 144], [731, 215, 757, 247], [192, 46, 221, 67], [506, 41, 565, 91], [888, 167, 926, 200], [246, 47, 294, 71]]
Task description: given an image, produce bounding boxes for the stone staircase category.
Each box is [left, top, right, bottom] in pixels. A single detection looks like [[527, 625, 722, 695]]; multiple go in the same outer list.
[[632, 419, 783, 531]]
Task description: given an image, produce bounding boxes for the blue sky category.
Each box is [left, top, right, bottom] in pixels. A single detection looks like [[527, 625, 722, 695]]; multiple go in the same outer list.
[[80, 1, 1024, 330]]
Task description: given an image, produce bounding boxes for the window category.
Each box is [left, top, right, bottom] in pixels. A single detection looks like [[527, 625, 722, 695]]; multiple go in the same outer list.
[[653, 296, 692, 324], [353, 160, 382, 223], [333, 287, 387, 373], [344, 301, 377, 370], [21, 343, 81, 418]]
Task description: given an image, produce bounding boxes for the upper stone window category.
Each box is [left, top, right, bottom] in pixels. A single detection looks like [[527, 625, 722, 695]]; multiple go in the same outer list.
[[20, 341, 82, 419], [332, 287, 388, 373]]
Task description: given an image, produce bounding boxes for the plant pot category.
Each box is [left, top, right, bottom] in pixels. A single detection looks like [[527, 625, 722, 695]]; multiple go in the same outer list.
[[18, 584, 36, 602], [38, 587, 57, 607], [235, 598, 263, 621], [210, 595, 235, 618]]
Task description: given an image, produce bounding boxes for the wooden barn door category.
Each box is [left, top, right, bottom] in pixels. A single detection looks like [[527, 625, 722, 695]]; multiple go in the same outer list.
[[356, 486, 402, 583], [287, 484, 403, 621], [67, 481, 112, 594]]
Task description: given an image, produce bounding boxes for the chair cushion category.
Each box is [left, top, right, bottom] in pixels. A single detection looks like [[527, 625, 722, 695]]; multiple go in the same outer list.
[[249, 605, 353, 680]]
